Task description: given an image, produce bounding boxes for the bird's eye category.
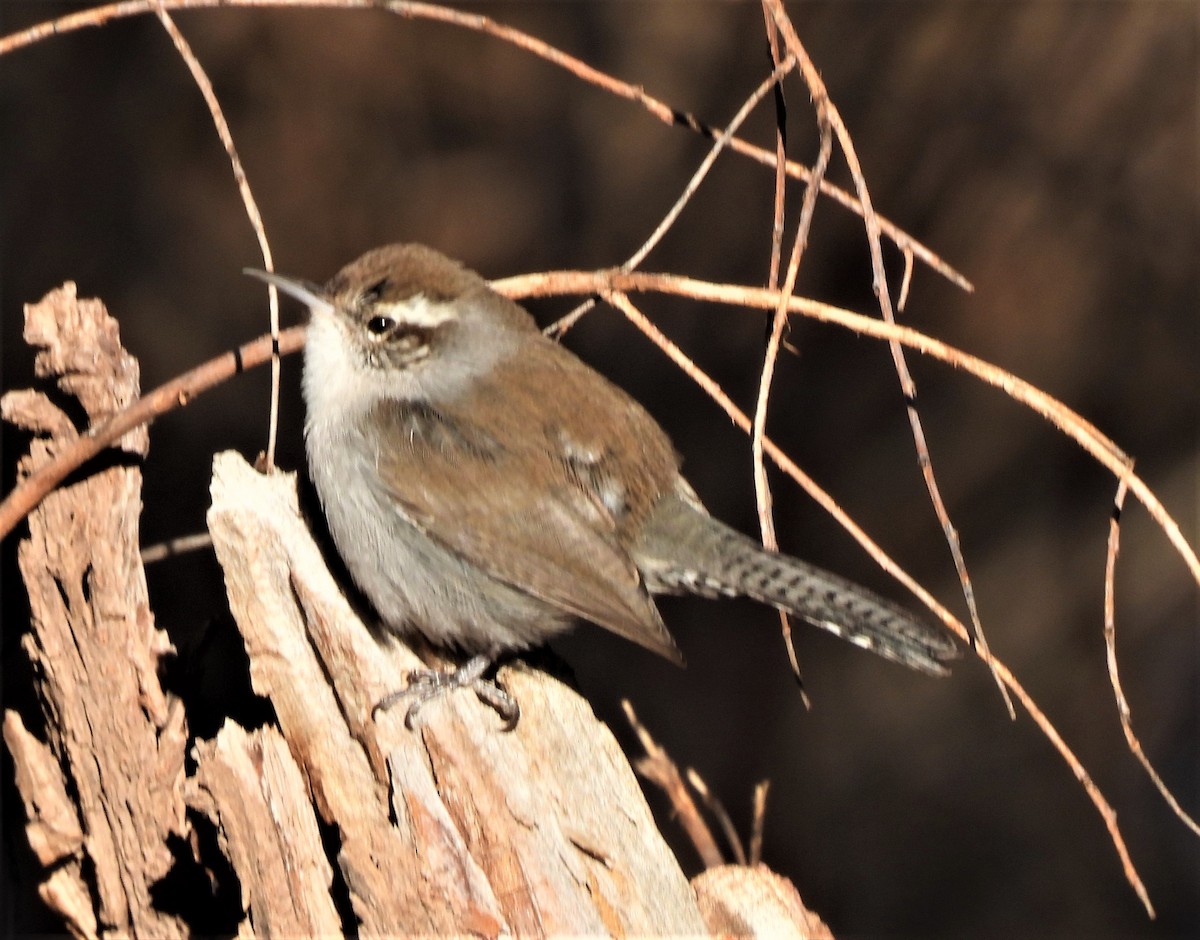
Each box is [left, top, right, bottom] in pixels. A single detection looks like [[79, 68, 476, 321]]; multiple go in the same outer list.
[[366, 315, 395, 336]]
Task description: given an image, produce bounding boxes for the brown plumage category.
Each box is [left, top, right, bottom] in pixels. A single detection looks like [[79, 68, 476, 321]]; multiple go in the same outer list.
[[247, 244, 958, 726]]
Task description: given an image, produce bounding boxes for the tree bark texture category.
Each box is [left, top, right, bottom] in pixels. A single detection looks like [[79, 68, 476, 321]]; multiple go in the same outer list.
[[3, 284, 829, 937], [3, 284, 187, 937]]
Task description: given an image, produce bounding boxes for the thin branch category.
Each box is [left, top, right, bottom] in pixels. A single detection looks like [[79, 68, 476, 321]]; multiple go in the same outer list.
[[0, 0, 972, 294], [763, 0, 1011, 716], [757, 30, 803, 679], [751, 105, 832, 685], [1104, 477, 1200, 836], [897, 246, 915, 312], [498, 267, 1200, 602], [749, 781, 769, 866], [152, 2, 282, 470], [140, 531, 214, 563], [601, 287, 1153, 918], [546, 54, 797, 339], [623, 701, 724, 870], [623, 57, 796, 273], [685, 769, 747, 866], [760, 0, 788, 292], [0, 326, 305, 542]]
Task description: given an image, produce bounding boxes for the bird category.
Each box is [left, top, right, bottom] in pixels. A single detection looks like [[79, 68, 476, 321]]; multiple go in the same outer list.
[[246, 244, 957, 727]]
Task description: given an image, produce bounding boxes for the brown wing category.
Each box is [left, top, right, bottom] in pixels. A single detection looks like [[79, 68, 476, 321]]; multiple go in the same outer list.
[[370, 343, 683, 663]]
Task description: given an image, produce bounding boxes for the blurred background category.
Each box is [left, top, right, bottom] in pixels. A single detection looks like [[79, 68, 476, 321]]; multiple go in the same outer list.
[[2, 2, 1196, 935]]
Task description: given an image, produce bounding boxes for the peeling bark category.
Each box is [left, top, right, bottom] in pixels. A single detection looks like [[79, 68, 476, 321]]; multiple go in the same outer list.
[[4, 283, 826, 937], [3, 284, 188, 937]]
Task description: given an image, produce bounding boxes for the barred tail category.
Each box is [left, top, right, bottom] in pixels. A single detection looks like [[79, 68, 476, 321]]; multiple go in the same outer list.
[[636, 495, 958, 676]]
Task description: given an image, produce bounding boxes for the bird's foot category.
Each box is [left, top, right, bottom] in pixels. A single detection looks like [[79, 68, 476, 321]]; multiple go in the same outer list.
[[374, 653, 520, 731]]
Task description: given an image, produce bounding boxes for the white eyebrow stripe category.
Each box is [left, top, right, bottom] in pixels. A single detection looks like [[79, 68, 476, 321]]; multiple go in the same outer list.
[[375, 295, 458, 328]]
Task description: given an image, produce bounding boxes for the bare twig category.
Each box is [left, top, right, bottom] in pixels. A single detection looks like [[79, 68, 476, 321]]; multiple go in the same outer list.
[[760, 1, 789, 292], [762, 0, 1011, 717], [685, 769, 747, 866], [599, 287, 1154, 915], [1104, 477, 1200, 836], [546, 55, 797, 339], [0, 0, 972, 294], [498, 267, 1200, 606], [152, 2, 282, 470], [0, 323, 305, 542], [751, 102, 833, 687], [897, 247, 916, 313], [750, 781, 770, 866], [622, 701, 724, 870], [140, 531, 214, 563], [757, 27, 801, 689], [624, 58, 796, 273]]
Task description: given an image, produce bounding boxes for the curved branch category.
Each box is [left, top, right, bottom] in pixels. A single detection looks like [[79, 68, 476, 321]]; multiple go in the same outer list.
[[0, 325, 305, 541], [0, 0, 971, 293]]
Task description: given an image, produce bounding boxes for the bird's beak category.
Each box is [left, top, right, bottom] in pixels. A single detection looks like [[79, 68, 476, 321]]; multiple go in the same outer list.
[[243, 268, 336, 318]]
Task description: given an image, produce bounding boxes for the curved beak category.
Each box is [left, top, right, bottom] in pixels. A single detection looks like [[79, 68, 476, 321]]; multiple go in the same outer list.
[[243, 268, 335, 318]]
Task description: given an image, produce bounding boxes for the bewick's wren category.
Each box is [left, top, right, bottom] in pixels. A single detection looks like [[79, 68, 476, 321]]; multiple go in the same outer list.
[[247, 244, 956, 726]]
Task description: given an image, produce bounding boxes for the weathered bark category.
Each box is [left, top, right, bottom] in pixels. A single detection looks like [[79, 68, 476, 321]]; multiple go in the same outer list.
[[186, 723, 341, 936], [202, 449, 709, 934], [694, 865, 833, 938], [2, 284, 188, 937], [4, 283, 828, 936]]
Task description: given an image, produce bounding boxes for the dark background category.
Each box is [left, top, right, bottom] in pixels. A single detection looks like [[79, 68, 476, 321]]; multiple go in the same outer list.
[[2, 2, 1197, 936]]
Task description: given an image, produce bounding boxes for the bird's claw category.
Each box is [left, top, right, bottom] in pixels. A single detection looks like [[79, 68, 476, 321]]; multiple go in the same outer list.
[[373, 653, 519, 731]]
